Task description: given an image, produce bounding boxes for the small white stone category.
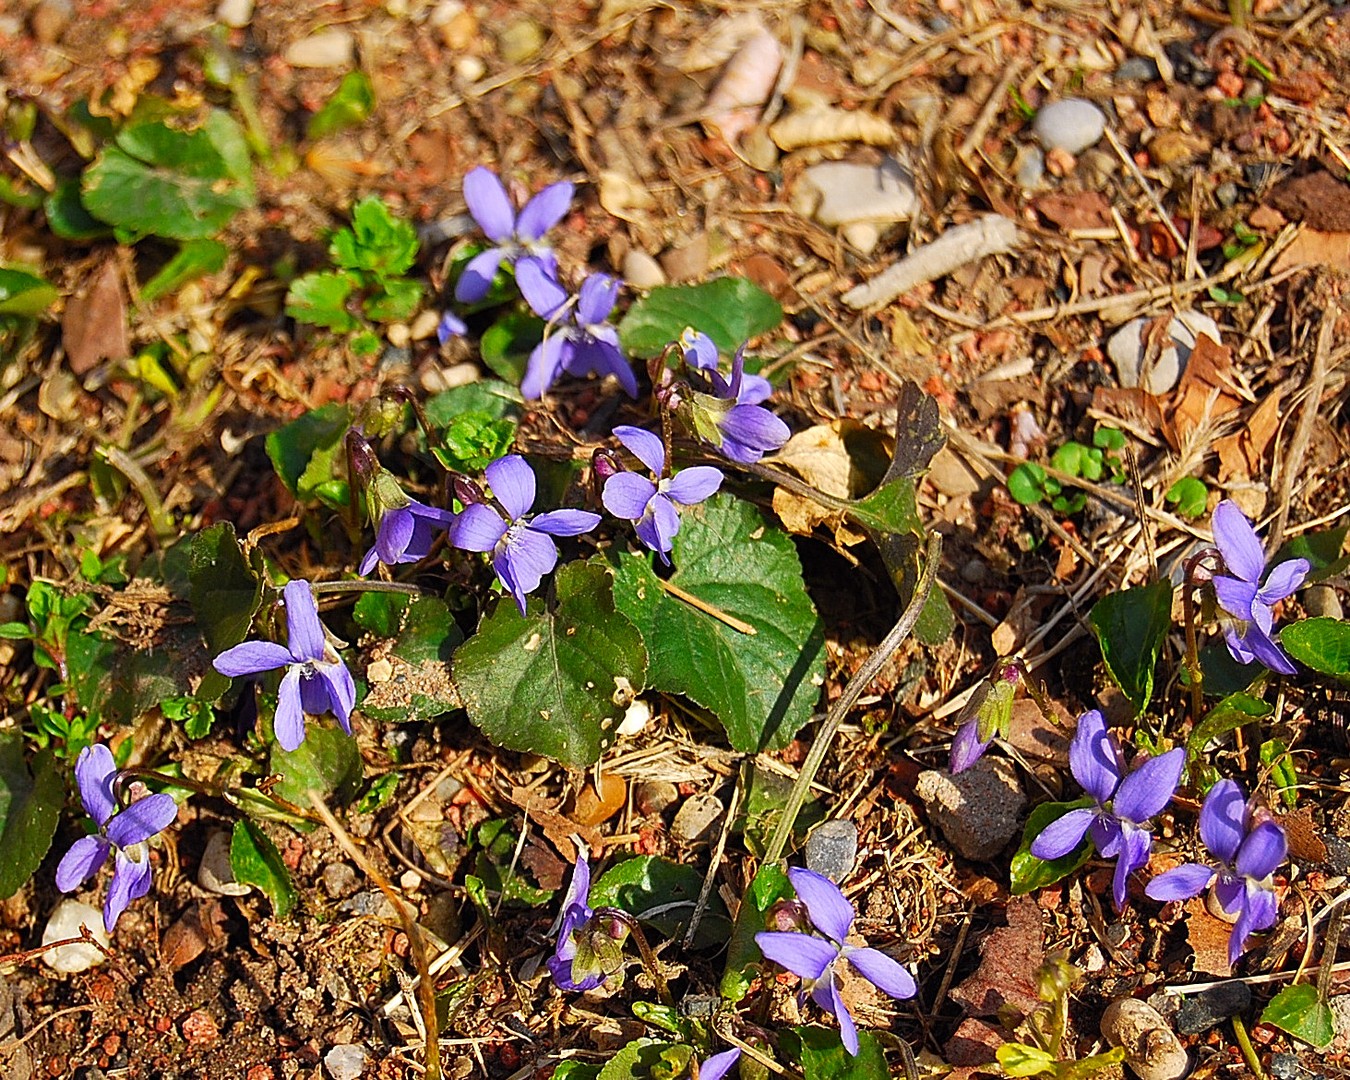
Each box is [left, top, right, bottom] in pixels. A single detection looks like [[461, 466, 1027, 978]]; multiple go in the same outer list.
[[429, 0, 464, 26], [1033, 98, 1107, 155], [792, 158, 918, 250], [385, 322, 411, 348], [409, 309, 442, 341], [1101, 998, 1190, 1080], [616, 699, 652, 737], [284, 28, 355, 69], [1107, 311, 1221, 395], [324, 1043, 369, 1080], [42, 900, 111, 973], [198, 829, 253, 897], [622, 250, 667, 290], [215, 0, 254, 28], [455, 55, 486, 83]]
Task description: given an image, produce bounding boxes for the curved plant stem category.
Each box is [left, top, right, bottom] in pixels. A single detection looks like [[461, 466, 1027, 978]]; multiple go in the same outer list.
[[310, 579, 425, 597], [593, 906, 675, 1007], [763, 532, 942, 867]]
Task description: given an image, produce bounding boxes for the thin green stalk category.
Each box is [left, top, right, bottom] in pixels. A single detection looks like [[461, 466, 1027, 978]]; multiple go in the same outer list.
[[593, 907, 674, 1007], [763, 533, 941, 866], [96, 446, 176, 542], [1231, 1015, 1264, 1080]]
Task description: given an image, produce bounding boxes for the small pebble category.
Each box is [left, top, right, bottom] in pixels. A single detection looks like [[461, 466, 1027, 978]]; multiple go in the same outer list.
[[791, 158, 918, 253], [1215, 181, 1239, 208], [1107, 311, 1221, 395], [284, 28, 355, 69], [916, 758, 1026, 861], [456, 55, 486, 83], [1101, 998, 1189, 1080], [1115, 56, 1161, 82], [1172, 981, 1251, 1034], [622, 250, 667, 290], [1014, 145, 1046, 189], [322, 862, 360, 899], [42, 900, 111, 973], [324, 1043, 368, 1080], [198, 829, 252, 897], [409, 308, 442, 341], [30, 0, 72, 43], [672, 793, 724, 843], [215, 0, 254, 28], [1033, 98, 1107, 155], [636, 780, 679, 816], [497, 18, 545, 64], [804, 820, 858, 882], [1304, 584, 1343, 621]]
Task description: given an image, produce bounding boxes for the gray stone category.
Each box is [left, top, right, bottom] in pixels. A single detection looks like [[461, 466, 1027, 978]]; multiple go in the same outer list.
[[1304, 584, 1343, 621], [916, 757, 1026, 860], [1107, 311, 1222, 395], [322, 862, 360, 899], [42, 900, 111, 973], [636, 780, 679, 816], [1115, 57, 1161, 81], [1015, 145, 1046, 189], [1033, 98, 1107, 155], [1101, 998, 1190, 1080], [198, 829, 252, 896], [1173, 981, 1251, 1033], [805, 820, 858, 882], [1216, 181, 1239, 208], [324, 1044, 368, 1080], [672, 793, 724, 843]]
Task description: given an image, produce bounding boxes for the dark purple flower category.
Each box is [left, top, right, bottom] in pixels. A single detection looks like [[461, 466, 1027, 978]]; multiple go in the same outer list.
[[449, 454, 600, 615], [454, 166, 572, 303], [676, 332, 788, 465], [948, 666, 1019, 775], [1210, 500, 1308, 675], [1145, 779, 1286, 964], [755, 867, 916, 1056], [358, 470, 455, 576], [516, 265, 637, 399], [436, 311, 467, 343], [1029, 710, 1185, 911], [548, 846, 605, 991], [602, 426, 722, 565], [212, 580, 357, 752], [55, 744, 178, 932], [949, 718, 993, 775]]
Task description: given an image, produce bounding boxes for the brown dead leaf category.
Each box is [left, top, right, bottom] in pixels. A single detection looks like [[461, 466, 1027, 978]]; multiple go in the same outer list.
[[63, 259, 129, 376], [1183, 897, 1234, 977], [160, 900, 228, 971], [1032, 191, 1113, 232], [1091, 386, 1165, 435], [944, 1016, 1003, 1068], [1276, 807, 1328, 865], [504, 785, 602, 862], [1271, 230, 1350, 276], [1161, 334, 1242, 451], [1005, 698, 1071, 767], [950, 896, 1044, 1018], [770, 421, 891, 545], [519, 841, 567, 892], [1213, 389, 1281, 482]]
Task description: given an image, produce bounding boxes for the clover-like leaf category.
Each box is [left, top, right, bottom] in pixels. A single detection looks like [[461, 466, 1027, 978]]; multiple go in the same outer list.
[[452, 560, 647, 766], [610, 494, 825, 753]]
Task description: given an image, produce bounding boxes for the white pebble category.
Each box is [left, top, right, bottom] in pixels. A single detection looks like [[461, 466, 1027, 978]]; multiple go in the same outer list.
[[1107, 311, 1221, 395], [1101, 998, 1190, 1080], [324, 1043, 369, 1080], [791, 157, 918, 252], [622, 250, 667, 290], [42, 900, 111, 973], [1033, 98, 1107, 155], [215, 0, 254, 28], [456, 55, 486, 83], [284, 28, 355, 69], [198, 829, 253, 897]]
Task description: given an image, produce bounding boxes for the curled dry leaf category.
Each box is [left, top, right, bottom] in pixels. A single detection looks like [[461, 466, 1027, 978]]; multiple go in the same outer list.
[[702, 28, 782, 145], [768, 107, 895, 151]]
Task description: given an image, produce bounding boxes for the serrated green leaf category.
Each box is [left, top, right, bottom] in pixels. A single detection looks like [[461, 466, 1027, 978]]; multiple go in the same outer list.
[[610, 494, 825, 753], [230, 819, 297, 918], [359, 595, 463, 723], [81, 111, 254, 241], [782, 1026, 888, 1080], [453, 560, 647, 766], [1089, 580, 1173, 715], [590, 855, 729, 946], [434, 413, 518, 475], [307, 71, 375, 140], [331, 196, 418, 278], [480, 310, 544, 384], [0, 267, 58, 318], [1009, 797, 1095, 895], [363, 276, 422, 323], [268, 722, 364, 808], [0, 734, 62, 899], [721, 862, 792, 1002], [285, 269, 361, 332], [618, 277, 782, 358], [1281, 618, 1350, 681], [265, 402, 353, 497], [1261, 983, 1334, 1048], [141, 238, 228, 302]]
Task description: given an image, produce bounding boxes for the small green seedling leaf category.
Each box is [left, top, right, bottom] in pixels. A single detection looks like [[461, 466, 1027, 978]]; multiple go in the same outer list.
[[596, 1039, 689, 1080], [1010, 797, 1095, 895], [230, 818, 297, 919], [453, 560, 647, 767], [307, 71, 375, 140], [479, 310, 544, 384], [1281, 618, 1350, 682], [611, 494, 826, 753], [1261, 983, 1334, 1048], [1260, 738, 1298, 809], [1008, 462, 1049, 506], [1093, 426, 1126, 452], [44, 179, 110, 240], [265, 403, 353, 498], [331, 195, 419, 278], [0, 267, 58, 317], [285, 270, 361, 332], [721, 861, 791, 1002], [1051, 441, 1090, 479], [1165, 476, 1208, 519], [590, 855, 729, 946], [1089, 580, 1173, 715], [781, 1025, 888, 1080], [997, 1043, 1058, 1077], [0, 733, 63, 899], [140, 238, 228, 302], [618, 277, 782, 358]]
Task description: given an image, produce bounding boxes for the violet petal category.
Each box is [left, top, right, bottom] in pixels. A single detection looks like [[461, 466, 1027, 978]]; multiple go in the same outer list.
[[665, 466, 723, 506], [1145, 862, 1216, 902], [843, 945, 917, 1000], [486, 455, 537, 520], [789, 867, 855, 943], [530, 509, 602, 538], [462, 166, 515, 242], [282, 580, 324, 662], [1198, 779, 1246, 866], [516, 257, 569, 321], [74, 744, 118, 827], [1234, 821, 1287, 881], [104, 849, 151, 931], [274, 665, 308, 752], [105, 793, 177, 848], [521, 334, 569, 400], [1030, 808, 1095, 860], [613, 425, 665, 476], [1213, 575, 1259, 622], [576, 274, 618, 326], [55, 834, 111, 892], [454, 247, 507, 304], [1212, 500, 1266, 582], [515, 180, 573, 241], [754, 930, 838, 981], [1068, 710, 1122, 806], [451, 503, 508, 552], [602, 473, 658, 520], [1112, 748, 1185, 824], [213, 640, 294, 678]]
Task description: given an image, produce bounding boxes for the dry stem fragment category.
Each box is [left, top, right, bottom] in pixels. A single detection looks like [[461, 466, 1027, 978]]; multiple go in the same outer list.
[[841, 216, 1020, 309]]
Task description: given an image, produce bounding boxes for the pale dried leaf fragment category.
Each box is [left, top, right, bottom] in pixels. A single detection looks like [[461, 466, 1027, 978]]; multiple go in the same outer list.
[[702, 28, 783, 145], [63, 258, 129, 376], [768, 107, 895, 150], [842, 216, 1020, 309]]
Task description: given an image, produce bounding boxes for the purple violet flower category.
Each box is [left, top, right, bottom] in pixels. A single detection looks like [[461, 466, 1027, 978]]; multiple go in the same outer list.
[[675, 331, 788, 465], [436, 311, 467, 343], [454, 166, 572, 303], [212, 580, 357, 752], [1210, 500, 1308, 675], [55, 744, 178, 932], [516, 264, 637, 400], [548, 846, 605, 991], [949, 718, 993, 775], [1145, 779, 1287, 964], [358, 468, 455, 576], [449, 454, 600, 615], [602, 426, 723, 565], [1029, 710, 1185, 911], [755, 867, 916, 1056], [696, 1049, 741, 1080]]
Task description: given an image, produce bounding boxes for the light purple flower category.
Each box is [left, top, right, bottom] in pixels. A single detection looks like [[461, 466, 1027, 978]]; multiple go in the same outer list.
[[696, 1049, 741, 1080], [449, 454, 600, 615], [949, 718, 993, 775], [602, 426, 722, 565], [676, 331, 788, 465], [55, 744, 178, 933], [358, 470, 456, 576], [755, 867, 916, 1056], [212, 580, 357, 752], [1145, 779, 1287, 964], [454, 166, 572, 303], [548, 847, 604, 991], [436, 311, 467, 343], [680, 328, 772, 404], [516, 265, 637, 400], [1210, 500, 1308, 675], [1029, 710, 1185, 911]]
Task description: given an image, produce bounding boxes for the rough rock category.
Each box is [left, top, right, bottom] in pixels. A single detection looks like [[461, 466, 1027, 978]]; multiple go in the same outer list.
[[791, 158, 918, 253], [1033, 98, 1107, 154], [324, 1044, 368, 1080], [804, 819, 859, 882], [916, 757, 1026, 860], [1101, 997, 1190, 1080], [1171, 981, 1251, 1034], [42, 900, 111, 973], [1107, 311, 1221, 395], [672, 793, 724, 843]]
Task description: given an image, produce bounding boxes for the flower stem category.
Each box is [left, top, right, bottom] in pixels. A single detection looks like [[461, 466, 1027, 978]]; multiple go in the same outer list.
[[309, 579, 425, 597], [593, 906, 675, 1007], [1182, 550, 1213, 734], [763, 532, 941, 866]]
